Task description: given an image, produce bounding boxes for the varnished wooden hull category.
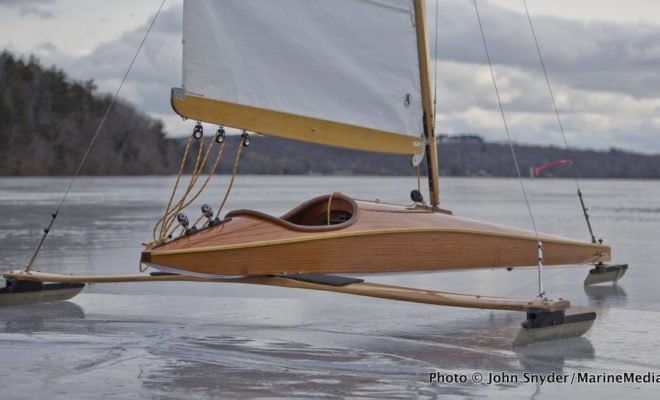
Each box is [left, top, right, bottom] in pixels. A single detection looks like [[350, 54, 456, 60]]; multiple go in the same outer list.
[[143, 194, 610, 276]]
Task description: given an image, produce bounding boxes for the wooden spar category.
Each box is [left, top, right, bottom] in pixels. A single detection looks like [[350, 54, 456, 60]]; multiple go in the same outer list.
[[413, 0, 441, 208], [3, 270, 570, 312], [170, 91, 425, 156]]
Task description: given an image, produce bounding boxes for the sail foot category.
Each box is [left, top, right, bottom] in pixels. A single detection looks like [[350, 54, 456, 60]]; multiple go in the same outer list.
[[171, 89, 425, 156]]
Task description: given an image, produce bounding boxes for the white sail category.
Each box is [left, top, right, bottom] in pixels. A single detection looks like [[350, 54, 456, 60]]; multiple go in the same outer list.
[[173, 0, 426, 155]]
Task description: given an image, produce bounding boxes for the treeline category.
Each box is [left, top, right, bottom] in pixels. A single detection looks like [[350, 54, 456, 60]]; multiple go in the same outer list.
[[174, 135, 660, 178], [0, 51, 172, 175], [1, 50, 659, 178], [436, 141, 660, 178]]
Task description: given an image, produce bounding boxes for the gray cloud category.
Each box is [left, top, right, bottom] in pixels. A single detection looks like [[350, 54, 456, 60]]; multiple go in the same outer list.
[[20, 5, 54, 19], [0, 0, 52, 4], [434, 0, 660, 99], [0, 0, 55, 19]]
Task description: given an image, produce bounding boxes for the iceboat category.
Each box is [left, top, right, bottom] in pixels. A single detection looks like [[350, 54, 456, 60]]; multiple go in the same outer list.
[[135, 0, 611, 278], [141, 192, 610, 277]]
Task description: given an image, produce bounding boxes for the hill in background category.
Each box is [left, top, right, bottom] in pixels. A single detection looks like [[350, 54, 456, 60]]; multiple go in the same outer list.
[[0, 51, 172, 175], [1, 50, 659, 178]]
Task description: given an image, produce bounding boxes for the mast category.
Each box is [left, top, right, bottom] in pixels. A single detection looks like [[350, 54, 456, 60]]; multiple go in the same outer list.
[[413, 0, 441, 208]]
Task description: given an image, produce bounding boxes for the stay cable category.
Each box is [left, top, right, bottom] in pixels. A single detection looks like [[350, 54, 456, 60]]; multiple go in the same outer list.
[[24, 0, 167, 272]]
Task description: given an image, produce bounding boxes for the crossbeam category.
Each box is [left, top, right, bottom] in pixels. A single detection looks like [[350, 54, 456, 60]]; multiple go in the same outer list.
[[3, 270, 569, 312]]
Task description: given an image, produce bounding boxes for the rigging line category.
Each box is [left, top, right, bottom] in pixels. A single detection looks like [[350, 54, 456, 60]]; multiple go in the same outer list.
[[188, 147, 227, 229], [155, 132, 195, 240], [432, 0, 439, 123], [175, 140, 226, 215], [158, 137, 208, 241], [167, 135, 245, 240], [522, 0, 597, 243], [214, 137, 246, 220], [172, 38, 183, 64], [25, 0, 167, 273], [472, 0, 545, 297], [161, 136, 210, 236], [502, 266, 575, 298], [522, 0, 575, 187], [176, 139, 228, 231]]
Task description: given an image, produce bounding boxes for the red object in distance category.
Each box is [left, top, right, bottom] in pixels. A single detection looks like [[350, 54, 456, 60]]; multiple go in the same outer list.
[[534, 159, 573, 176]]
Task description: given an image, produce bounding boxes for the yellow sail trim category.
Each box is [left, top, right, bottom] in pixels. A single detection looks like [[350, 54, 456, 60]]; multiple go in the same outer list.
[[171, 90, 425, 155]]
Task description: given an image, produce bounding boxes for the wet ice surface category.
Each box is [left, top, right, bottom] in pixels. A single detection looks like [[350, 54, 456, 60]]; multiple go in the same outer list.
[[1, 176, 659, 399]]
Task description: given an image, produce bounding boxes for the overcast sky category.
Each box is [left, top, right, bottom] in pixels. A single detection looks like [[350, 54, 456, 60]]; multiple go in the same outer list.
[[1, 0, 659, 153]]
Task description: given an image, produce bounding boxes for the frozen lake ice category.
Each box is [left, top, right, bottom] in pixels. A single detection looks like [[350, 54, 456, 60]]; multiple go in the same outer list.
[[1, 176, 659, 399]]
